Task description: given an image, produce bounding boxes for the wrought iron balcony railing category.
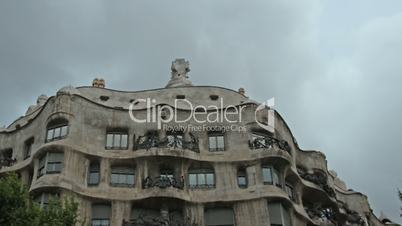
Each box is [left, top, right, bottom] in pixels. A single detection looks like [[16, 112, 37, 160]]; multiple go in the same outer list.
[[248, 135, 291, 154], [135, 132, 199, 153], [142, 176, 184, 189], [0, 157, 17, 169], [297, 168, 336, 198]]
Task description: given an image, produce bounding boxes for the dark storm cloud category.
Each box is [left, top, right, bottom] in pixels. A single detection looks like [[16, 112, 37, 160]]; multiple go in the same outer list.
[[0, 0, 401, 222]]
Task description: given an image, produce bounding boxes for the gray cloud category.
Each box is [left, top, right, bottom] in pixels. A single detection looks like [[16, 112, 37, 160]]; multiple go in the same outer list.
[[0, 0, 401, 222]]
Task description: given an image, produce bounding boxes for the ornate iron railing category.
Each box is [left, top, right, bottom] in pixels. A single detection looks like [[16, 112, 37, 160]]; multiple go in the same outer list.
[[0, 157, 17, 169], [248, 135, 291, 154], [297, 168, 336, 198], [142, 176, 184, 189], [134, 132, 199, 153]]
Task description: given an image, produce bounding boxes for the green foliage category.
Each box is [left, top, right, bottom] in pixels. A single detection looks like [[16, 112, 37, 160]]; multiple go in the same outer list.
[[0, 172, 79, 226]]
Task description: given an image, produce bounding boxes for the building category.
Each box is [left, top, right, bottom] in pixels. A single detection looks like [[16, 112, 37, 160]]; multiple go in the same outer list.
[[0, 59, 398, 226]]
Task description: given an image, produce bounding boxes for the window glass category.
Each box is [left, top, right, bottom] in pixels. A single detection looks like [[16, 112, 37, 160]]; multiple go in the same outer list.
[[46, 121, 69, 142], [208, 133, 225, 151], [262, 167, 273, 184], [273, 169, 280, 186], [47, 129, 54, 141], [113, 135, 121, 147], [121, 134, 128, 148], [88, 162, 100, 185], [110, 166, 135, 186], [189, 174, 197, 186], [92, 204, 111, 226], [208, 137, 216, 150], [198, 173, 205, 185], [217, 136, 225, 149], [285, 184, 294, 200], [60, 126, 68, 137], [206, 173, 214, 186], [89, 172, 100, 185], [238, 176, 247, 187], [189, 169, 215, 188], [205, 208, 234, 226], [106, 132, 128, 149], [54, 127, 61, 138], [106, 134, 113, 148]]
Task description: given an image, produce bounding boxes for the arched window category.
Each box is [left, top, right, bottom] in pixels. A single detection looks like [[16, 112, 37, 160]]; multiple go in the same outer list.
[[91, 204, 111, 226], [188, 168, 215, 189], [237, 168, 247, 188], [88, 161, 100, 186], [46, 118, 69, 142], [37, 152, 64, 178], [110, 166, 135, 187]]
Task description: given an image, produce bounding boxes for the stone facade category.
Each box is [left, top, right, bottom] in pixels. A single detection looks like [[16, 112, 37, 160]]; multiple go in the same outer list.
[[0, 59, 398, 226]]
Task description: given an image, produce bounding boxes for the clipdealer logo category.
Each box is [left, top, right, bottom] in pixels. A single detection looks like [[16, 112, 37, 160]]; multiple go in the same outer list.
[[128, 97, 275, 132]]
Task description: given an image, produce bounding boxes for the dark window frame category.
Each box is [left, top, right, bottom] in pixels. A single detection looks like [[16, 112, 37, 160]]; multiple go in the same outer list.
[[262, 165, 281, 187], [24, 137, 34, 159], [188, 168, 215, 189], [46, 120, 69, 143], [208, 132, 225, 152], [37, 152, 64, 178], [88, 161, 101, 186], [110, 166, 135, 187], [106, 131, 129, 150], [237, 168, 248, 188]]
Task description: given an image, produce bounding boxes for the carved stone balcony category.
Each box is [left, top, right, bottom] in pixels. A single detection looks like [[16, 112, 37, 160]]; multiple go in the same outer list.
[[297, 168, 336, 198]]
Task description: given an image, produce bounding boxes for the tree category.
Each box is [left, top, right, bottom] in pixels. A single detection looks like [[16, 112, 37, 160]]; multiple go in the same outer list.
[[399, 190, 402, 217], [0, 172, 80, 226]]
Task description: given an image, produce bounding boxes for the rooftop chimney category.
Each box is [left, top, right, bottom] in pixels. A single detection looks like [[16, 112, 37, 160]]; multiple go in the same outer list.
[[165, 58, 193, 88], [92, 78, 105, 88], [238, 87, 246, 96]]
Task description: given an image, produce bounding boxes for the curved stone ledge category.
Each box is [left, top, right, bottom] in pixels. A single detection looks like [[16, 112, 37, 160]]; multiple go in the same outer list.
[[25, 142, 293, 164], [30, 174, 315, 224]]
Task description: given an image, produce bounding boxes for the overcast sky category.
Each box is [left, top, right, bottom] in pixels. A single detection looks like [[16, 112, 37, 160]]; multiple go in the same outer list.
[[1, 0, 401, 223]]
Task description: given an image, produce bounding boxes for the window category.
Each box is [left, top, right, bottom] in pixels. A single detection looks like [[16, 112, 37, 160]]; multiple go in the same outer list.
[[204, 208, 235, 226], [208, 132, 225, 152], [24, 137, 34, 159], [110, 166, 135, 187], [92, 204, 111, 226], [268, 202, 292, 226], [37, 152, 64, 178], [88, 162, 100, 186], [262, 166, 281, 187], [106, 131, 128, 149], [188, 169, 215, 189], [285, 184, 295, 201], [35, 193, 59, 210], [237, 169, 247, 188], [46, 119, 69, 142]]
